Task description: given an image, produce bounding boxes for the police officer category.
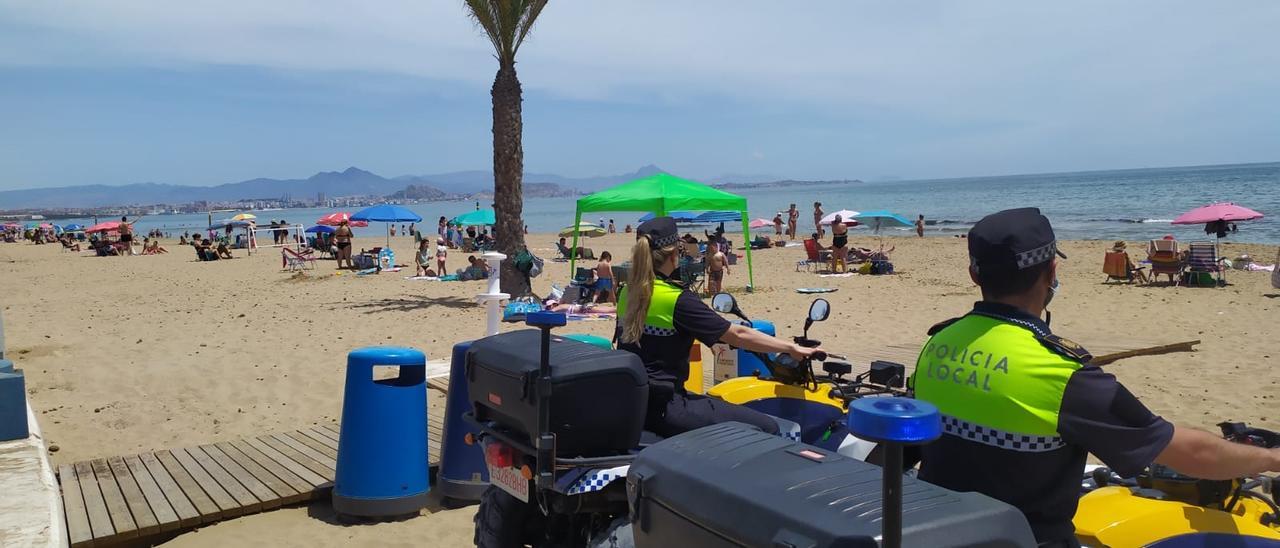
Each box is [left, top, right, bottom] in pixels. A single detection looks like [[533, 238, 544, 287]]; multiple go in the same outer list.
[[912, 208, 1280, 547], [617, 217, 821, 437]]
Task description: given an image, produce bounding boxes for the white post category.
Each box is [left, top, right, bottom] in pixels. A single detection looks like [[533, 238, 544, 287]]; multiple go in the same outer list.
[[476, 251, 509, 337]]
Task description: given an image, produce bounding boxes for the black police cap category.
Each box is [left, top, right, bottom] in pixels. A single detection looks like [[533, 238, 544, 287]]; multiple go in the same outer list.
[[636, 216, 679, 249], [968, 207, 1067, 272]]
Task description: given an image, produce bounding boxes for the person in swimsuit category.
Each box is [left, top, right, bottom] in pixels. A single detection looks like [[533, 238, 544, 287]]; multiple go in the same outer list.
[[435, 238, 448, 275], [916, 214, 926, 238], [813, 202, 825, 239], [831, 214, 849, 272], [773, 213, 784, 236], [118, 216, 135, 256], [787, 204, 799, 240], [707, 245, 728, 295], [415, 238, 432, 276], [334, 220, 354, 269], [594, 251, 615, 303]]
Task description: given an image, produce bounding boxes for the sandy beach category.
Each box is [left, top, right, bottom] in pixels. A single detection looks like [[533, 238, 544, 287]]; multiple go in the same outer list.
[[2, 232, 1278, 546]]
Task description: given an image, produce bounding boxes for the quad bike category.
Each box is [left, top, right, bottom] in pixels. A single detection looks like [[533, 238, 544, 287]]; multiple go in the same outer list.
[[706, 292, 907, 460], [463, 302, 1032, 547], [1073, 422, 1280, 547]]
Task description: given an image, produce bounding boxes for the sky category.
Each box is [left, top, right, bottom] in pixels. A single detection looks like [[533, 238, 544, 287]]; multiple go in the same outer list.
[[1, 1, 1278, 190]]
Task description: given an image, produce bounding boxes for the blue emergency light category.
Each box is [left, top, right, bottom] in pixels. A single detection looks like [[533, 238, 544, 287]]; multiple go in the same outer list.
[[847, 397, 941, 445]]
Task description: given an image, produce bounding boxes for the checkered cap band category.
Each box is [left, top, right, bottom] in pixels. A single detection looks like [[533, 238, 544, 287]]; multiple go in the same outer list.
[[942, 415, 1065, 453], [566, 465, 629, 495], [648, 232, 679, 249], [1015, 242, 1057, 269]]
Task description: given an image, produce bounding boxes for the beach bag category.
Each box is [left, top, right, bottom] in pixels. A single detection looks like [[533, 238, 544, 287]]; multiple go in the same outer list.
[[503, 297, 544, 322]]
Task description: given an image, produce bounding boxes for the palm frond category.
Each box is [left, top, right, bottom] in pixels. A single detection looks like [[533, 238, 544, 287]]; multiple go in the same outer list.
[[462, 0, 548, 62]]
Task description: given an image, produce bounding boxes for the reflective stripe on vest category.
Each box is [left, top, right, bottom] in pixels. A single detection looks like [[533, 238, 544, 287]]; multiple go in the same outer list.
[[617, 278, 683, 336], [912, 314, 1081, 442]]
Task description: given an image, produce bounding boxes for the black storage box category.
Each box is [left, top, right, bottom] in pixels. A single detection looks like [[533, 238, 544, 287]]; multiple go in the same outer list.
[[466, 329, 648, 456], [627, 423, 1036, 548]]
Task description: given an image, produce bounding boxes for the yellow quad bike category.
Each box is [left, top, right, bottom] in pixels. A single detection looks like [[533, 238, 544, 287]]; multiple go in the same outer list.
[[1075, 422, 1280, 547], [702, 292, 908, 457]]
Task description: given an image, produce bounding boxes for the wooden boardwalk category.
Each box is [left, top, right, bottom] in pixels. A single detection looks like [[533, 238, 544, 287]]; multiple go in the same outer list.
[[58, 416, 444, 547]]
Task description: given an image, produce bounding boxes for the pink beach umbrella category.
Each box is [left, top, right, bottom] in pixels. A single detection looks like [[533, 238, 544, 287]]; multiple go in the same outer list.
[[85, 221, 122, 234], [317, 212, 369, 228], [748, 218, 773, 229], [1171, 202, 1264, 225]]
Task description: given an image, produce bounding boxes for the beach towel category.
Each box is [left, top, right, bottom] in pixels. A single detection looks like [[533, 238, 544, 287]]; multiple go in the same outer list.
[[567, 313, 616, 321], [796, 288, 838, 294], [404, 276, 442, 281], [818, 272, 855, 278]]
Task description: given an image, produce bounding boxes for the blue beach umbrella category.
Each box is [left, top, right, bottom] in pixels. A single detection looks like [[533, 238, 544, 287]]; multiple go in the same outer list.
[[63, 224, 84, 232], [694, 211, 742, 223], [639, 211, 700, 222], [353, 204, 423, 245], [853, 210, 913, 233], [305, 225, 336, 234]]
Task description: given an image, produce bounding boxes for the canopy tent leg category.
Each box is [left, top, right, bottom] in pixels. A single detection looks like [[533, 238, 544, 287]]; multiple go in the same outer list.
[[740, 212, 754, 291]]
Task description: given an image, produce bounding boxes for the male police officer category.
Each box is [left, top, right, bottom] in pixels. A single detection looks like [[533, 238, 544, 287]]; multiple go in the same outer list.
[[913, 208, 1280, 547]]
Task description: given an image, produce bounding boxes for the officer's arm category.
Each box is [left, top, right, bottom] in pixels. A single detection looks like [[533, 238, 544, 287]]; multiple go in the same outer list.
[[720, 324, 815, 360], [1155, 426, 1280, 480]]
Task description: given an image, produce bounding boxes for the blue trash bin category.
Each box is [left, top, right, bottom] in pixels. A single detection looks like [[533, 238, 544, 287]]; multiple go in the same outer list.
[[736, 319, 776, 378], [0, 359, 27, 442], [334, 347, 430, 517], [436, 341, 489, 502]]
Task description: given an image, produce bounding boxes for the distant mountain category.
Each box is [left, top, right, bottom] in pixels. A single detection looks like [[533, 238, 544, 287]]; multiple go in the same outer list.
[[386, 184, 451, 201], [706, 172, 782, 185], [0, 164, 668, 209]]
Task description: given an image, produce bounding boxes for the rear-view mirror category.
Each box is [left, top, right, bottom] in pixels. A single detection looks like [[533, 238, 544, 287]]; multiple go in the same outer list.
[[712, 293, 736, 313], [808, 299, 830, 322]]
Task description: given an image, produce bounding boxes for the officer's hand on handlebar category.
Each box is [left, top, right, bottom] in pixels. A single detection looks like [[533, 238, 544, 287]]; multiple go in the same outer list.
[[786, 343, 825, 362]]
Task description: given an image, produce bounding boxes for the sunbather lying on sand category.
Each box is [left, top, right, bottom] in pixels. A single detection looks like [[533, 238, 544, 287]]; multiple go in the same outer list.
[[542, 297, 617, 315]]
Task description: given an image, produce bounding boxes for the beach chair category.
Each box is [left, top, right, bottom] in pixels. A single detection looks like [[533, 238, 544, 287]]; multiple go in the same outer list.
[[1103, 251, 1141, 283], [1185, 241, 1225, 287], [796, 238, 831, 272], [282, 247, 317, 271], [679, 259, 706, 293], [1146, 239, 1183, 285]]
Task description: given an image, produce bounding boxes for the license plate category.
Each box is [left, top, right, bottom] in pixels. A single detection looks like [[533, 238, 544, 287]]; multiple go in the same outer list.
[[487, 462, 530, 503]]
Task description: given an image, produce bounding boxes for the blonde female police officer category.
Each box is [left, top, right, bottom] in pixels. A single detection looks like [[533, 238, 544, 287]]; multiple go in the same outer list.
[[617, 217, 822, 437], [912, 208, 1280, 547]]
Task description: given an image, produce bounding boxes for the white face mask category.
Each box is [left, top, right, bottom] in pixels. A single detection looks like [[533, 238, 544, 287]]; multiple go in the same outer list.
[[1044, 277, 1060, 308]]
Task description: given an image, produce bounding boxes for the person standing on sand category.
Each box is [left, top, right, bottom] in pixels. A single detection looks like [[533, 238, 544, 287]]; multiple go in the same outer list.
[[118, 216, 135, 256], [436, 238, 448, 276], [830, 215, 849, 272], [334, 220, 354, 269], [773, 213, 784, 237], [437, 216, 447, 238], [787, 204, 799, 240], [608, 219, 616, 234], [707, 245, 728, 295], [813, 202, 825, 239], [916, 214, 926, 238], [594, 251, 615, 303]]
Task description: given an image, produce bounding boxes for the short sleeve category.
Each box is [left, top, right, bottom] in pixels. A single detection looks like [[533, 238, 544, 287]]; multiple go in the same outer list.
[[1058, 366, 1174, 477], [673, 292, 732, 346]]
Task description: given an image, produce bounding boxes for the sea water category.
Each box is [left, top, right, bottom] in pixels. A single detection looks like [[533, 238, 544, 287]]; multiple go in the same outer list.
[[66, 162, 1280, 244]]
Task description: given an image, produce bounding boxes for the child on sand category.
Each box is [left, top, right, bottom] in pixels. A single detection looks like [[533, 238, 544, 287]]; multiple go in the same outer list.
[[594, 251, 615, 303], [435, 238, 448, 275], [707, 246, 728, 294]]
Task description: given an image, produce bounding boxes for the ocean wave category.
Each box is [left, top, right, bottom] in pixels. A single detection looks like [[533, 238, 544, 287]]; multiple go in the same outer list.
[[1084, 218, 1173, 224]]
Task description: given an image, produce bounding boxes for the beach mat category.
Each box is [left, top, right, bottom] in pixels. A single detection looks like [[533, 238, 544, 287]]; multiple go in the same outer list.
[[796, 287, 838, 294]]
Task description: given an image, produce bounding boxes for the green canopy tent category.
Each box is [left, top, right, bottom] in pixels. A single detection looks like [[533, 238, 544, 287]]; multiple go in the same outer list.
[[571, 173, 756, 289]]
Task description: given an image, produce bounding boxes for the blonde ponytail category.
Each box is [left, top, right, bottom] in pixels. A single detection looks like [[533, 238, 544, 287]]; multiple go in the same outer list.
[[622, 236, 655, 344], [621, 235, 679, 344]]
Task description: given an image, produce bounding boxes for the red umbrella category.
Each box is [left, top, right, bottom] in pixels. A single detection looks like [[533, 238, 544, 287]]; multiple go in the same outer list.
[[317, 212, 368, 228], [85, 221, 122, 234]]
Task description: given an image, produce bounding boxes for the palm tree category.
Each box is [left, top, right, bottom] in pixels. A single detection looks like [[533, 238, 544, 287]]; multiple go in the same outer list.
[[464, 0, 548, 297]]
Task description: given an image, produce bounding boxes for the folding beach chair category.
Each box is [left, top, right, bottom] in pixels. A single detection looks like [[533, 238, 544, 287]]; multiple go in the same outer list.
[[679, 259, 707, 293], [1146, 239, 1183, 285], [1102, 251, 1143, 284], [1185, 241, 1225, 287], [282, 247, 317, 271], [797, 239, 821, 271]]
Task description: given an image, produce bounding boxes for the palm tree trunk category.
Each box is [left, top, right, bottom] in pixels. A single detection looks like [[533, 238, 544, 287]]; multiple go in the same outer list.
[[491, 60, 531, 297]]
